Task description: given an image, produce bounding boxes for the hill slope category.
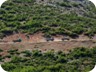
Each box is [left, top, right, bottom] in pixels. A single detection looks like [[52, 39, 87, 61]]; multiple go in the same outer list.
[[0, 0, 96, 38]]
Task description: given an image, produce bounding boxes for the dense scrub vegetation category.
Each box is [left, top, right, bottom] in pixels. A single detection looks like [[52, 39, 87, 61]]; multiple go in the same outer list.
[[0, 0, 96, 38], [0, 1, 96, 72], [0, 47, 96, 72]]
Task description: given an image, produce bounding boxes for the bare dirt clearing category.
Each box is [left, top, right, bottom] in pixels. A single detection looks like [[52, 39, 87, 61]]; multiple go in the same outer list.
[[0, 33, 96, 57], [0, 40, 96, 56], [1, 33, 96, 43]]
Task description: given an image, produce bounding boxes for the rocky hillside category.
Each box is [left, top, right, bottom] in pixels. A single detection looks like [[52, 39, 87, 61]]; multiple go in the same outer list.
[[36, 0, 96, 17], [0, 0, 96, 38]]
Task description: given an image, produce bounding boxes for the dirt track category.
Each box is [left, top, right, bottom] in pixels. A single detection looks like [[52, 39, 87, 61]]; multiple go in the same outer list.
[[0, 40, 96, 52], [0, 33, 96, 56], [0, 39, 96, 64]]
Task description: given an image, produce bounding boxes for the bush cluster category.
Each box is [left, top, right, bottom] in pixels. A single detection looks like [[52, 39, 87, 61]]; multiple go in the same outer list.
[[1, 47, 96, 72], [0, 0, 96, 38]]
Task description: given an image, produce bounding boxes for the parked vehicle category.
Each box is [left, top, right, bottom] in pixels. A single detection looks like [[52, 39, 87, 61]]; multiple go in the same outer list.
[[62, 37, 70, 41], [13, 38, 22, 42], [46, 37, 54, 42]]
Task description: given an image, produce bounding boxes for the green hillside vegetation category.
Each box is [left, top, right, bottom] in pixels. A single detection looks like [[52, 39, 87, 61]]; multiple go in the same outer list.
[[0, 0, 96, 38], [1, 47, 96, 72]]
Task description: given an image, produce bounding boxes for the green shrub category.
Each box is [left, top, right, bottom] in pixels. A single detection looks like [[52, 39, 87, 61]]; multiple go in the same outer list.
[[22, 50, 32, 57], [0, 49, 3, 52], [1, 63, 16, 71], [1, 47, 96, 72]]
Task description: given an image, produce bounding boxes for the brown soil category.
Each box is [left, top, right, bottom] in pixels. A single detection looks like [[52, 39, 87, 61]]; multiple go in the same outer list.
[[2, 33, 96, 43], [0, 33, 96, 60], [0, 40, 96, 56], [3, 32, 46, 43]]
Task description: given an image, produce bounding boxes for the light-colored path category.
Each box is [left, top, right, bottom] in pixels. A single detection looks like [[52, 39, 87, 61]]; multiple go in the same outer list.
[[0, 38, 95, 44]]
